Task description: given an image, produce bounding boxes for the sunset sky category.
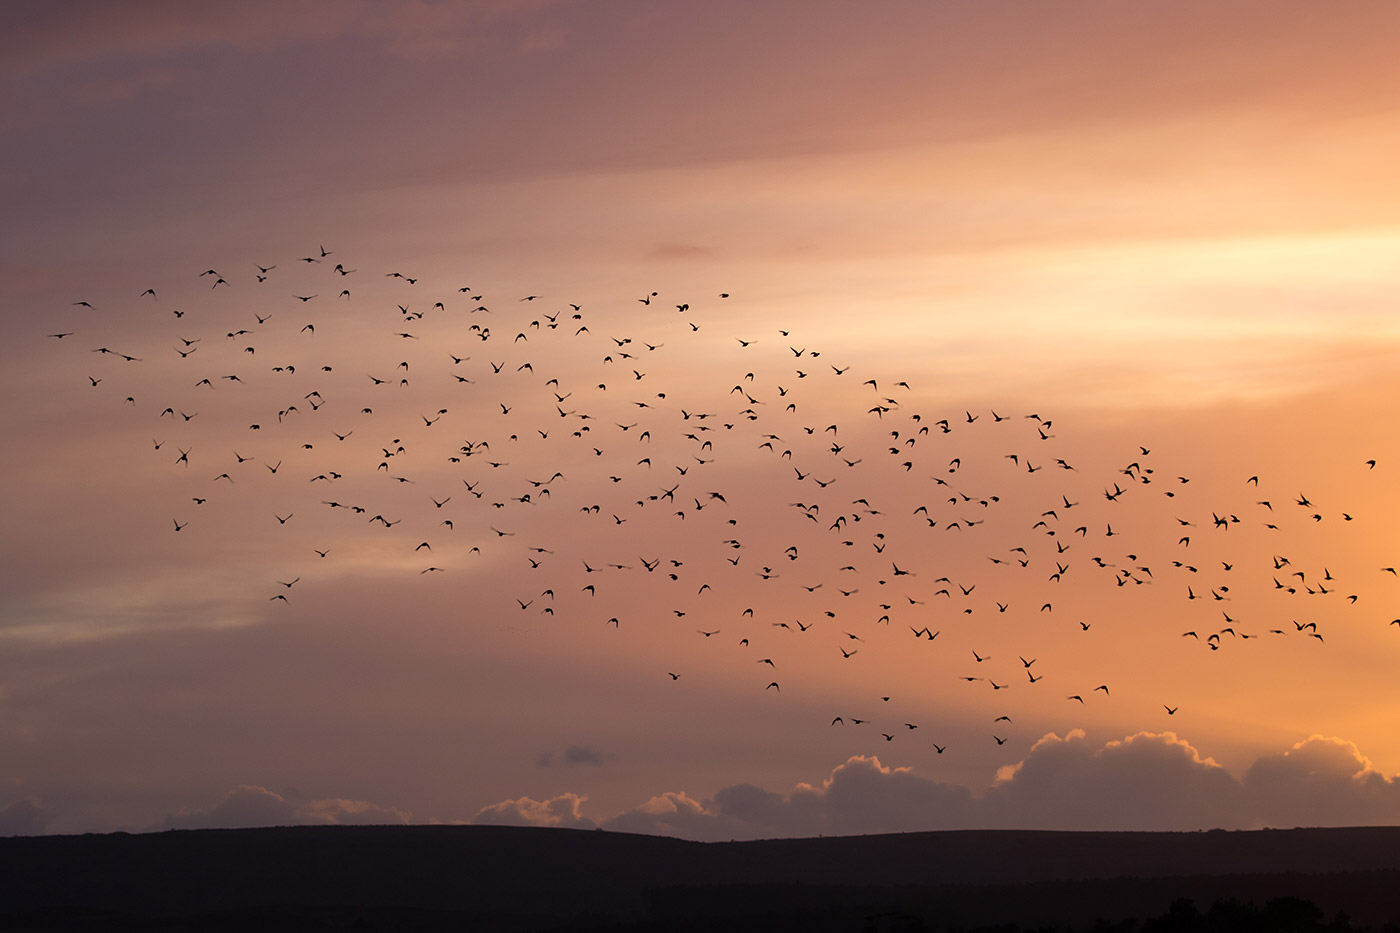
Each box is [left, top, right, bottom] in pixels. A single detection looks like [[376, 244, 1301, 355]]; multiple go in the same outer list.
[[5, 0, 1400, 839]]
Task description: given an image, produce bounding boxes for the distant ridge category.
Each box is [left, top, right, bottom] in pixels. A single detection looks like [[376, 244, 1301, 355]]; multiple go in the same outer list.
[[3, 825, 1399, 930]]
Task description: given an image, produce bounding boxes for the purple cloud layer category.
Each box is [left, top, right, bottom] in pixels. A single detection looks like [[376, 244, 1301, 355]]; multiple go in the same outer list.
[[472, 732, 1400, 841]]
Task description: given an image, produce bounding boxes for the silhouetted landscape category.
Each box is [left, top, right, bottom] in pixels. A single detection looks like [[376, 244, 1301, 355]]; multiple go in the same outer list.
[[10, 7, 1400, 932], [4, 825, 1400, 931]]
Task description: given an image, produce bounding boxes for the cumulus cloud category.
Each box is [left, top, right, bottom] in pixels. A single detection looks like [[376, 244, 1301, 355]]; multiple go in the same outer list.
[[137, 733, 1400, 839], [0, 798, 52, 836], [600, 740, 1234, 841], [301, 796, 416, 826], [481, 733, 1400, 841], [1244, 734, 1400, 828], [601, 756, 978, 841], [984, 730, 1245, 831], [158, 784, 411, 830], [602, 791, 727, 838], [471, 792, 596, 829]]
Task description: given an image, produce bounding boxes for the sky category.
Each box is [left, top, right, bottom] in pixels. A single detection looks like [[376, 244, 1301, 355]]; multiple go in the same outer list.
[[4, 0, 1400, 840]]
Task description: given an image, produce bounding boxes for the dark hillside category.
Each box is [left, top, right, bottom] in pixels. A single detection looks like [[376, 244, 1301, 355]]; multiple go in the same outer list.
[[3, 825, 1400, 931]]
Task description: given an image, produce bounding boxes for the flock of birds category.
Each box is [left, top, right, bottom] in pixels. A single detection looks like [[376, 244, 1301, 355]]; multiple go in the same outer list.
[[49, 245, 1393, 762]]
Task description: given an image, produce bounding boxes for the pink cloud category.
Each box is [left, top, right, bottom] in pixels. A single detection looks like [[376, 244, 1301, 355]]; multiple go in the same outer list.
[[805, 755, 980, 836], [158, 784, 410, 830], [471, 792, 595, 829], [1244, 735, 1400, 828], [601, 791, 720, 838], [984, 730, 1245, 830], [301, 796, 417, 826], [598, 756, 977, 840], [487, 734, 1400, 841]]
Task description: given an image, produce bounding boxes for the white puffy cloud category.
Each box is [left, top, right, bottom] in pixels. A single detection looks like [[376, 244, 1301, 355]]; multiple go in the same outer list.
[[158, 784, 411, 830], [471, 792, 596, 829]]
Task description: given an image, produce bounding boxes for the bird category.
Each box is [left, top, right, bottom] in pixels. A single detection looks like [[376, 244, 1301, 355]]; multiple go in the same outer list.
[[53, 243, 1393, 792]]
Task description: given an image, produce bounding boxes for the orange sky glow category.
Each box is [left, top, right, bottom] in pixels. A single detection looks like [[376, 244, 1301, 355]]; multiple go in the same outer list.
[[3, 1, 1400, 838]]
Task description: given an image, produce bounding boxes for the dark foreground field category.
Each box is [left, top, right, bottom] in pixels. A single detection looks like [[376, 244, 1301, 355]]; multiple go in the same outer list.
[[3, 824, 1400, 931]]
